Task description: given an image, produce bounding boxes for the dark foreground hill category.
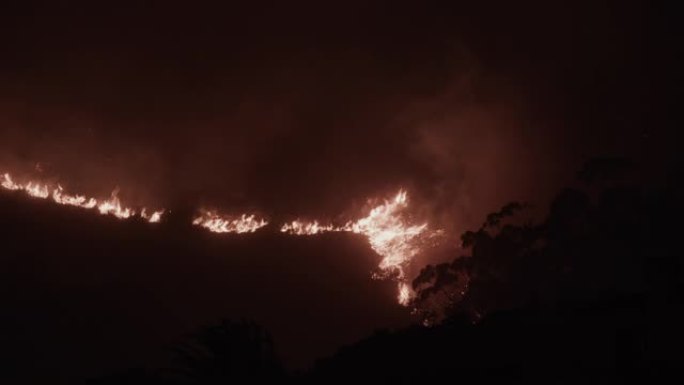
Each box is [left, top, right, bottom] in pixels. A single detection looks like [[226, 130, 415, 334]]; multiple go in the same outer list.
[[88, 291, 683, 384], [0, 191, 410, 384], [309, 293, 683, 384]]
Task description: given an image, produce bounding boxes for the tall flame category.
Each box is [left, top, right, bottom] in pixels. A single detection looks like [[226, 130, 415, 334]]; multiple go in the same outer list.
[[96, 189, 140, 220], [53, 185, 97, 208], [192, 211, 268, 233], [25, 181, 50, 199], [281, 190, 432, 305]]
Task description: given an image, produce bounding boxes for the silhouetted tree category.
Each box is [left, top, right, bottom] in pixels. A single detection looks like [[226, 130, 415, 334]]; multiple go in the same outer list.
[[91, 159, 683, 383], [169, 319, 284, 384], [89, 319, 285, 385], [412, 158, 681, 323]]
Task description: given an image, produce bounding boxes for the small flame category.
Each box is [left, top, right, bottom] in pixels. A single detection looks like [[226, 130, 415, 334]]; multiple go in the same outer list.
[[398, 282, 412, 306], [53, 185, 97, 208], [193, 211, 268, 233], [280, 220, 335, 235], [2, 173, 21, 190], [141, 208, 164, 223]]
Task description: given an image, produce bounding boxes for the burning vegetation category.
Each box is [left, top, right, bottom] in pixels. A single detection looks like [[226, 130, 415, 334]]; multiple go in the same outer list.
[[1, 171, 442, 305]]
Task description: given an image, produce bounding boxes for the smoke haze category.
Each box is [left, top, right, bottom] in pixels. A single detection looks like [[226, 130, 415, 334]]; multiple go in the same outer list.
[[0, 1, 653, 247]]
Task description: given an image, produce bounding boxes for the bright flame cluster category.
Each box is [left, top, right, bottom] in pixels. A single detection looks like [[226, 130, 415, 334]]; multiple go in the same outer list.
[[3, 171, 436, 305], [280, 220, 335, 235], [2, 172, 164, 222], [192, 211, 268, 234], [280, 190, 432, 305]]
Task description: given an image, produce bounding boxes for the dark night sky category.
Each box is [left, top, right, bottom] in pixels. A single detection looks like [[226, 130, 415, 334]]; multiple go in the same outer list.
[[1, 1, 664, 223], [0, 0, 676, 383]]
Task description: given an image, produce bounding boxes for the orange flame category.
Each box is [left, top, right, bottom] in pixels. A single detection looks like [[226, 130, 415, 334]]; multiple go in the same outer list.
[[281, 190, 433, 305], [280, 220, 335, 235], [141, 208, 164, 223], [398, 282, 412, 306], [347, 191, 428, 277], [25, 181, 50, 199], [192, 210, 268, 233], [1, 172, 164, 223], [2, 173, 22, 190], [3, 169, 438, 305], [97, 190, 135, 219], [53, 185, 98, 208]]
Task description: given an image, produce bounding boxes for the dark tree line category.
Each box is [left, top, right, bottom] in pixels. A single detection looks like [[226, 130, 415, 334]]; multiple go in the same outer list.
[[89, 320, 284, 385], [411, 157, 681, 324]]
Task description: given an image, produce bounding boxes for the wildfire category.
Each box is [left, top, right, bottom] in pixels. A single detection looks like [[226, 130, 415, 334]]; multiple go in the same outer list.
[[141, 208, 164, 223], [280, 220, 335, 235], [192, 211, 268, 233], [2, 169, 438, 306], [25, 181, 50, 198], [96, 191, 136, 219], [53, 185, 97, 208], [1, 172, 164, 223], [2, 174, 18, 190], [281, 190, 433, 305], [398, 282, 412, 306]]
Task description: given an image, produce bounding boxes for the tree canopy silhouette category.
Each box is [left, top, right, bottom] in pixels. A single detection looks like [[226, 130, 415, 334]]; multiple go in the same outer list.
[[90, 319, 285, 385], [412, 158, 681, 323], [169, 319, 284, 384]]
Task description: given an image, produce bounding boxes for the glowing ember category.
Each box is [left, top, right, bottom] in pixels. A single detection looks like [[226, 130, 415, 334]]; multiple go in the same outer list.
[[281, 190, 434, 305], [193, 211, 268, 233], [1, 172, 164, 223], [53, 185, 97, 208], [398, 282, 412, 306]]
